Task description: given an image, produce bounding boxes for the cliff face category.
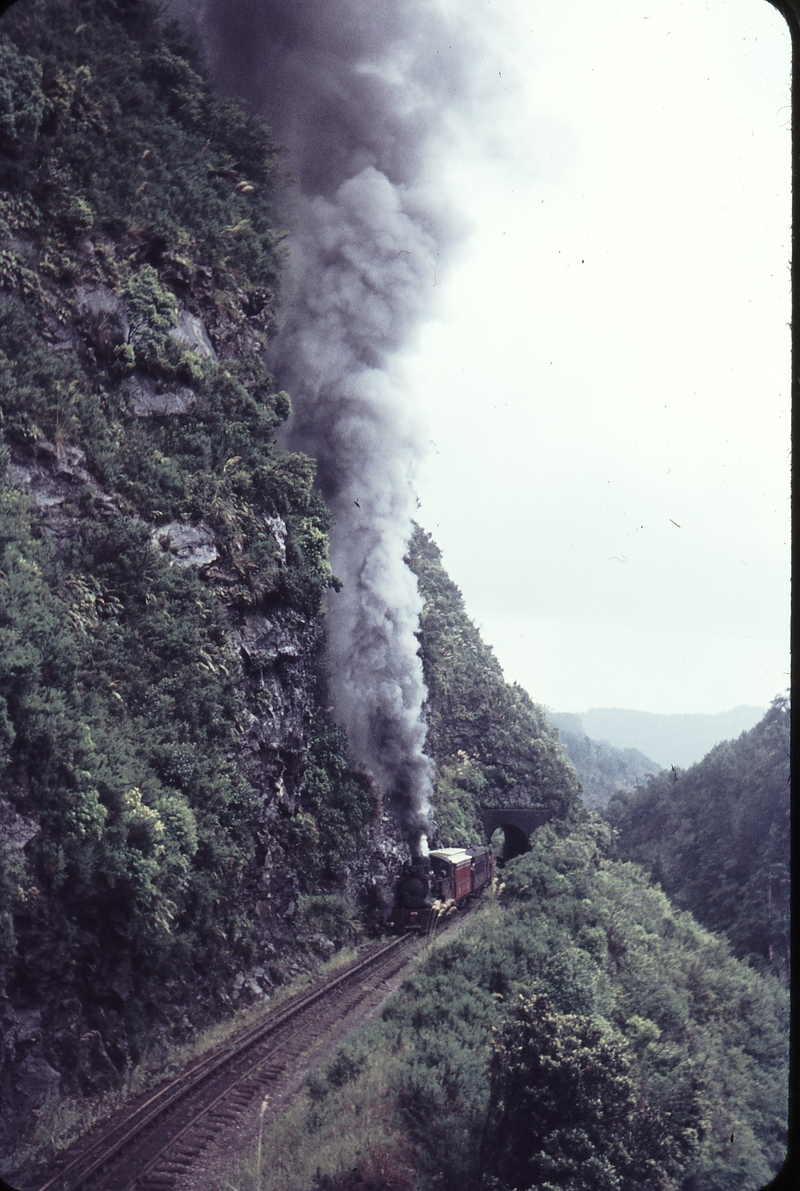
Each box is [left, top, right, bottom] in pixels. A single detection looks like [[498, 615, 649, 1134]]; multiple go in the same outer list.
[[0, 0, 402, 1149], [407, 528, 582, 845]]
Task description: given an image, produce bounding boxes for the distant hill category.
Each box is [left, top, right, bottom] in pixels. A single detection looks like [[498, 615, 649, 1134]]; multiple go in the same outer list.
[[563, 705, 767, 769], [547, 713, 661, 809]]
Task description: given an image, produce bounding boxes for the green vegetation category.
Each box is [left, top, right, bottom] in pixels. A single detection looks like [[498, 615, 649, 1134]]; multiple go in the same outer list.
[[482, 994, 676, 1191], [605, 697, 790, 980], [0, 0, 345, 1135], [408, 527, 581, 842], [0, 3, 789, 1185], [229, 819, 787, 1191], [0, 453, 260, 1016], [0, 0, 282, 278], [0, 0, 336, 612], [291, 717, 379, 889]]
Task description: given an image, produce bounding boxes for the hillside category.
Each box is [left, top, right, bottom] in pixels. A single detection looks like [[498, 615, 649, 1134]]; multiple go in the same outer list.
[[0, 0, 385, 1150], [407, 527, 582, 842], [548, 712, 661, 809], [572, 705, 766, 769], [231, 819, 789, 1191], [605, 697, 790, 980]]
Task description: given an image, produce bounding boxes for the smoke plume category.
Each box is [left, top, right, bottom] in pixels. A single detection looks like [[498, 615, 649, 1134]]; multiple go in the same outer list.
[[173, 0, 473, 851]]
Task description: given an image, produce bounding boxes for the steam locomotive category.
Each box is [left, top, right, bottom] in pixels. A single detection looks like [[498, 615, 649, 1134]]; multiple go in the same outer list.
[[392, 845, 494, 932]]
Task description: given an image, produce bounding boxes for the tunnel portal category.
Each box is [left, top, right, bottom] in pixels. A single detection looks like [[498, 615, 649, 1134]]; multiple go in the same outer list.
[[480, 807, 550, 863]]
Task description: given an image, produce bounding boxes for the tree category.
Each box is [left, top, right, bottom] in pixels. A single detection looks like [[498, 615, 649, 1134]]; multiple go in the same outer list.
[[479, 994, 678, 1191], [605, 698, 790, 978]]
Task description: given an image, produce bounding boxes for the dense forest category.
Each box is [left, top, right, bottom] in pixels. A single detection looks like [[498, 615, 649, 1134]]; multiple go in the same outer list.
[[605, 697, 790, 981], [0, 1, 790, 1187]]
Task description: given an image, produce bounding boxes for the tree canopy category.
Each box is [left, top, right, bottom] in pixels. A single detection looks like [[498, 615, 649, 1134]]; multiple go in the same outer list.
[[605, 697, 790, 980]]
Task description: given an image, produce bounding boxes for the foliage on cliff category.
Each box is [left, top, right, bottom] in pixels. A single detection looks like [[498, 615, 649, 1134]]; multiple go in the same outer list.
[[0, 452, 259, 996], [407, 527, 581, 844], [0, 0, 281, 281], [605, 697, 790, 980], [241, 819, 787, 1191], [0, 0, 336, 614], [0, 0, 360, 1140]]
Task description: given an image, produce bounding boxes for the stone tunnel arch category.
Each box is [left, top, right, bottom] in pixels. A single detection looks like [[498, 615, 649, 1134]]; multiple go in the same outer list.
[[489, 823, 531, 862], [480, 807, 551, 865]]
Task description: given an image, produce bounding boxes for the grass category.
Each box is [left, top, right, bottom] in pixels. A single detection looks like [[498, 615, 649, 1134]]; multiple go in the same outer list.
[[221, 1047, 412, 1191], [217, 906, 496, 1191]]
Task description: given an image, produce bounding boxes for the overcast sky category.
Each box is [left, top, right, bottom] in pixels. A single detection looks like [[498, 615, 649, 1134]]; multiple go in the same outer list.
[[399, 0, 790, 716]]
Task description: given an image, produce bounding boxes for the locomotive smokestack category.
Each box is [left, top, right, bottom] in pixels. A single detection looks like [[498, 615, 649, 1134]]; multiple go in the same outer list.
[[177, 0, 476, 846]]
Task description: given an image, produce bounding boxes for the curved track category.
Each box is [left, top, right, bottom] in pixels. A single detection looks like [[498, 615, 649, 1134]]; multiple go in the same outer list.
[[32, 934, 416, 1191]]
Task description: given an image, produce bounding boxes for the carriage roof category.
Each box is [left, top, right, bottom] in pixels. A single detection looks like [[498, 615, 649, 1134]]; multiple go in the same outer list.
[[428, 848, 473, 865]]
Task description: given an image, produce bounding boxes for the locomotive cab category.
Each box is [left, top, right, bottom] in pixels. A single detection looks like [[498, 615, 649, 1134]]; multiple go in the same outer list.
[[429, 848, 473, 904], [392, 845, 495, 932]]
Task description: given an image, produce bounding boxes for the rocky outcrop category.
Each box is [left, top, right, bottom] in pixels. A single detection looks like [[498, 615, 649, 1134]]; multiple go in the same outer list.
[[169, 307, 217, 360], [233, 606, 318, 804], [123, 372, 197, 417], [6, 437, 121, 547], [152, 520, 219, 567]]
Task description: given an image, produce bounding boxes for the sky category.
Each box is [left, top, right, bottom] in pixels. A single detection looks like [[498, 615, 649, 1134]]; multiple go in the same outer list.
[[397, 0, 791, 717]]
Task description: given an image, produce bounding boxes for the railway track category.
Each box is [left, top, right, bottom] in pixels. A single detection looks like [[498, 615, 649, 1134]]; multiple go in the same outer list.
[[30, 933, 417, 1191]]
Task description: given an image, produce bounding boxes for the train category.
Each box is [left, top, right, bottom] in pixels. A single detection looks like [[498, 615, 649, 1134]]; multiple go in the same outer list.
[[392, 844, 495, 932]]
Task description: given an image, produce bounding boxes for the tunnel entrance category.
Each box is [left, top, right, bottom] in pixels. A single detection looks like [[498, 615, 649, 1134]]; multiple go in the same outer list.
[[489, 824, 531, 864], [481, 807, 550, 866], [500, 823, 531, 862]]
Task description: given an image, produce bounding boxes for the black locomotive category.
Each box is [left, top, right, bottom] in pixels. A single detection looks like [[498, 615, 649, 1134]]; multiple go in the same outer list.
[[392, 845, 494, 932]]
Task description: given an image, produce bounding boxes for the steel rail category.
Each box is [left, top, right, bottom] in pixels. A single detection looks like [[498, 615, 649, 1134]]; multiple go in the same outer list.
[[35, 934, 412, 1191]]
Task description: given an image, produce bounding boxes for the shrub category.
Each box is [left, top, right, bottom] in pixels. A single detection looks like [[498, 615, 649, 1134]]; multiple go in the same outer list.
[[0, 39, 45, 158], [296, 895, 359, 944]]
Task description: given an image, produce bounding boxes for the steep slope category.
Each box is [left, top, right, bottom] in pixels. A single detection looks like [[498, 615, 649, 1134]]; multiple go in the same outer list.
[[605, 697, 790, 979], [0, 1, 587, 1152], [407, 527, 582, 844], [548, 712, 662, 809], [0, 0, 388, 1149]]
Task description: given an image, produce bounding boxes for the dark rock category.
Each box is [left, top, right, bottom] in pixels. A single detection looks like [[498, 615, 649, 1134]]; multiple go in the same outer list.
[[74, 284, 129, 360], [0, 798, 39, 853], [14, 1054, 61, 1110], [151, 521, 219, 568], [107, 958, 134, 1003], [123, 372, 196, 417], [76, 1030, 119, 1095], [192, 264, 215, 307], [5, 437, 120, 548]]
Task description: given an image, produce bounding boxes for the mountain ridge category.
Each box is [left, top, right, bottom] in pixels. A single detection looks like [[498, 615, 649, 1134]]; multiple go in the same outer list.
[[556, 704, 767, 769]]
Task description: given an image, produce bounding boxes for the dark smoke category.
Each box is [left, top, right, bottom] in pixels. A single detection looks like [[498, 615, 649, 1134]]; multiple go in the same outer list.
[[170, 0, 474, 852]]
